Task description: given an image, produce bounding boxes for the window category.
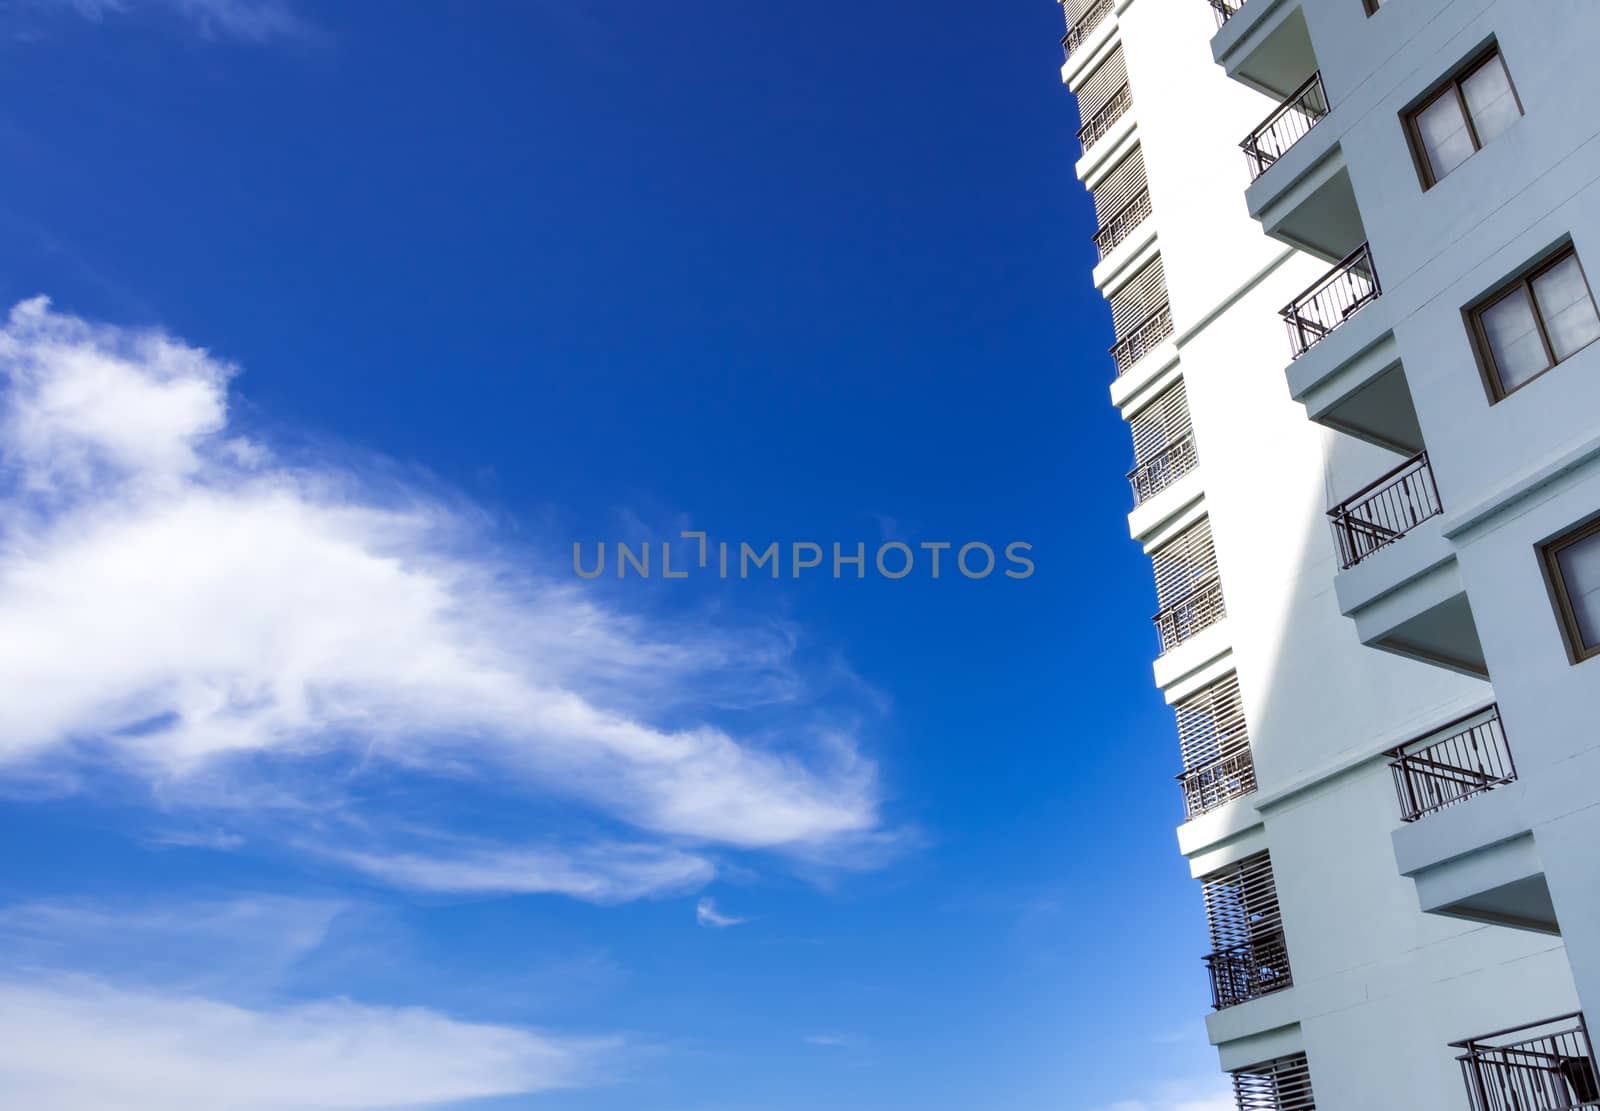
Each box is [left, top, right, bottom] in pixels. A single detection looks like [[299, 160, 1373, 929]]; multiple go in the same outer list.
[[1363, 0, 1386, 14], [1406, 49, 1521, 186], [1544, 518, 1600, 662], [1471, 247, 1600, 398]]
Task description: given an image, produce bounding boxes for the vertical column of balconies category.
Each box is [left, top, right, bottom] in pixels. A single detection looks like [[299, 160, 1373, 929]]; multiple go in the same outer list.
[[1058, 11, 1300, 1104], [1197, 6, 1587, 1111]]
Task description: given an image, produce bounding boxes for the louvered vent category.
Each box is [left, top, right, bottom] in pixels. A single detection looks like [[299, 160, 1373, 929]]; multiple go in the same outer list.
[[1127, 379, 1196, 503], [1150, 517, 1224, 653], [1076, 46, 1131, 152], [1232, 1053, 1316, 1111], [1093, 146, 1152, 259], [1111, 256, 1168, 336], [1174, 674, 1257, 818], [1109, 256, 1173, 374], [1202, 851, 1293, 1009], [1094, 146, 1148, 225], [1077, 45, 1127, 120]]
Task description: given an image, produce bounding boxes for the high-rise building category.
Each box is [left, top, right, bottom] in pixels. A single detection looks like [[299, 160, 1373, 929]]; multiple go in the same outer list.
[[1056, 1, 1600, 1107]]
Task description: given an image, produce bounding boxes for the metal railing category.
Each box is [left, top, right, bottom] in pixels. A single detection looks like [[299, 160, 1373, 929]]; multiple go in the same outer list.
[[1210, 0, 1245, 26], [1454, 1014, 1600, 1111], [1153, 574, 1226, 654], [1063, 0, 1115, 57], [1388, 705, 1516, 823], [1079, 83, 1133, 154], [1094, 189, 1153, 260], [1281, 243, 1381, 358], [1128, 433, 1198, 505], [1110, 302, 1174, 375], [1177, 748, 1258, 819], [1205, 932, 1293, 1010], [1241, 72, 1330, 181], [1328, 451, 1442, 570]]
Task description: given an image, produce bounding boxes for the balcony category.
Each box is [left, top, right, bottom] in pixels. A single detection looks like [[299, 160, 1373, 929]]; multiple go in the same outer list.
[[1062, 0, 1114, 60], [1111, 303, 1174, 376], [1154, 575, 1226, 655], [1328, 451, 1442, 570], [1079, 83, 1132, 155], [1283, 244, 1380, 358], [1232, 1054, 1317, 1111], [1094, 189, 1153, 261], [1454, 1014, 1600, 1111], [1178, 748, 1258, 820], [1389, 705, 1517, 823], [1128, 433, 1198, 505], [1205, 931, 1293, 1010], [1242, 73, 1328, 182], [1209, 0, 1243, 27]]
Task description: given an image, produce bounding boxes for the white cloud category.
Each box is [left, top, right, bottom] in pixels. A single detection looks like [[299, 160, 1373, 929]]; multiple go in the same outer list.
[[331, 841, 715, 902], [1091, 1081, 1236, 1111], [52, 0, 316, 43], [0, 298, 883, 893], [802, 1033, 859, 1048], [0, 976, 609, 1110], [694, 896, 745, 929]]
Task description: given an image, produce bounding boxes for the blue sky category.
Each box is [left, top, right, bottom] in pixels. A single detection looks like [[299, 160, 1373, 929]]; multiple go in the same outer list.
[[0, 2, 1227, 1108]]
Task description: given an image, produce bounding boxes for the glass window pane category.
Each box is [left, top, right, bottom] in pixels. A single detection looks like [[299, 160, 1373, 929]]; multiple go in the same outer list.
[[1462, 56, 1521, 148], [1556, 529, 1600, 651], [1415, 91, 1474, 181], [1480, 286, 1551, 390], [1532, 255, 1600, 362]]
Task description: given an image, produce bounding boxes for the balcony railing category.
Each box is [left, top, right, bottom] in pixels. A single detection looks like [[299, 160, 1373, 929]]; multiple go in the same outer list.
[[1153, 574, 1226, 654], [1389, 705, 1516, 823], [1094, 189, 1153, 260], [1454, 1013, 1600, 1111], [1241, 72, 1330, 181], [1205, 931, 1293, 1010], [1281, 243, 1381, 358], [1210, 0, 1245, 26], [1328, 451, 1442, 570], [1128, 433, 1198, 505], [1079, 83, 1133, 154], [1062, 0, 1115, 57], [1110, 302, 1174, 376], [1177, 748, 1258, 819]]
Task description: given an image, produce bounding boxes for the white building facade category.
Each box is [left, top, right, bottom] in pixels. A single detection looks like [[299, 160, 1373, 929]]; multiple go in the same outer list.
[[1058, 0, 1600, 1107]]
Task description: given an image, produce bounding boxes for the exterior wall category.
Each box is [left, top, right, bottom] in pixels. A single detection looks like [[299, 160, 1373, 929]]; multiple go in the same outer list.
[[1259, 0, 1600, 1032], [1059, 0, 1594, 1106]]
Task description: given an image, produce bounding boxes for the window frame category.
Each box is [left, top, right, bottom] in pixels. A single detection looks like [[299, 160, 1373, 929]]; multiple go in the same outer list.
[[1404, 47, 1523, 189], [1468, 245, 1600, 401], [1541, 516, 1600, 664]]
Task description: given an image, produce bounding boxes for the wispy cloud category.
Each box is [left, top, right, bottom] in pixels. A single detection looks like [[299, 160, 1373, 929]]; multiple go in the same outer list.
[[0, 297, 886, 899], [694, 896, 746, 929], [0, 893, 620, 1107], [331, 841, 716, 903], [40, 0, 319, 43], [0, 976, 610, 1110], [1091, 1080, 1236, 1111], [802, 1032, 860, 1049]]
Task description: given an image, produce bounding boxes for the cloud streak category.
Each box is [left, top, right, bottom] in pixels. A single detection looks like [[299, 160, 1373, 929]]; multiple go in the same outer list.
[[0, 977, 609, 1110], [0, 297, 884, 898], [694, 896, 746, 929], [332, 841, 716, 903], [47, 0, 318, 43]]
